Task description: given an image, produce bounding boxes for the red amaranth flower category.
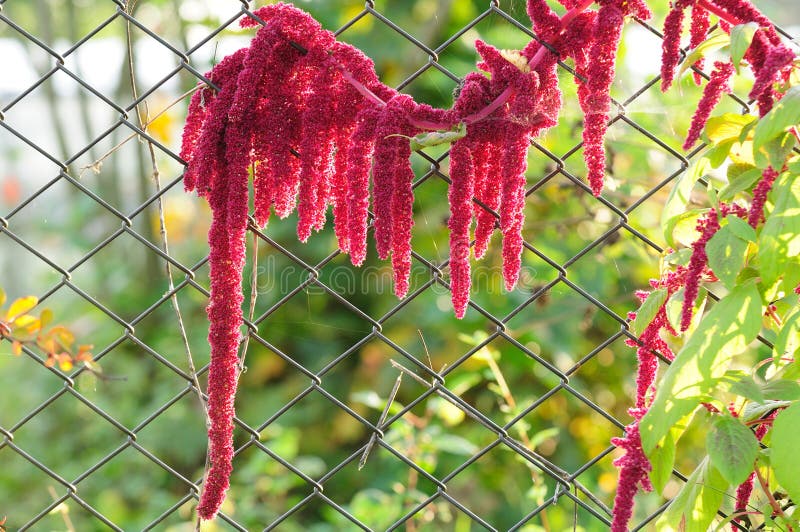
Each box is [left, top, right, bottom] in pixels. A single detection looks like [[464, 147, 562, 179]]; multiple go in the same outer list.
[[747, 166, 778, 227], [448, 139, 475, 318], [749, 42, 795, 102], [583, 5, 625, 196], [610, 422, 653, 532], [680, 203, 746, 331], [345, 107, 381, 267], [473, 145, 502, 260], [683, 60, 735, 150], [499, 127, 531, 291], [661, 0, 695, 92], [689, 4, 710, 85]]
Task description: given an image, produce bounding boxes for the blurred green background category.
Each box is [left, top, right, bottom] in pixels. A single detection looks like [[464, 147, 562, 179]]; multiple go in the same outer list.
[[0, 0, 796, 530]]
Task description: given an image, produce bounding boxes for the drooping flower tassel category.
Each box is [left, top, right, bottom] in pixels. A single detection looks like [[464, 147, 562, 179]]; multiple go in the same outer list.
[[448, 139, 476, 318], [683, 60, 734, 149]]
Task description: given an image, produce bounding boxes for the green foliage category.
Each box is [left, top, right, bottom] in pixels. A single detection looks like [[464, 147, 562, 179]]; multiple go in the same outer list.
[[636, 38, 800, 530]]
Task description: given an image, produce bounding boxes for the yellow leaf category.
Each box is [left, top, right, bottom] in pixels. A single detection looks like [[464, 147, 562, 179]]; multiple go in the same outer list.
[[7, 296, 38, 321], [39, 308, 53, 329], [12, 314, 40, 335], [57, 354, 74, 371], [50, 325, 75, 348], [12, 341, 22, 356]]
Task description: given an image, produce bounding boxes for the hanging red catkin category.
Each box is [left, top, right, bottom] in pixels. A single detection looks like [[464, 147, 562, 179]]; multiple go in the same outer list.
[[583, 5, 625, 196], [448, 139, 476, 318], [661, 0, 694, 91], [683, 60, 734, 149], [345, 106, 382, 267], [689, 3, 710, 85]]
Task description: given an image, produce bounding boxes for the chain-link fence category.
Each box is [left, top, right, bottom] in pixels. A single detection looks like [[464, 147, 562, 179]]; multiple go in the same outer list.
[[0, 1, 796, 530]]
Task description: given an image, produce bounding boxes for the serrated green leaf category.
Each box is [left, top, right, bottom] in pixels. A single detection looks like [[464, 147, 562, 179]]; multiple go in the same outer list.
[[725, 215, 756, 242], [707, 415, 758, 485], [641, 281, 762, 454], [753, 85, 800, 152], [705, 113, 757, 144], [758, 171, 800, 287], [730, 23, 759, 74], [772, 401, 800, 505], [656, 457, 728, 532], [680, 30, 731, 77], [761, 380, 800, 401], [631, 288, 668, 337], [705, 224, 748, 289]]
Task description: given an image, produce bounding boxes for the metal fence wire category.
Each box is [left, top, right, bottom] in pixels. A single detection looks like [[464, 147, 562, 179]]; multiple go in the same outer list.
[[0, 1, 796, 530]]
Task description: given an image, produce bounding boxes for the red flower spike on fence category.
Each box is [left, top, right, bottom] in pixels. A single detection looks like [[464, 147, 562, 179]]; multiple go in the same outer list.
[[499, 128, 532, 291], [689, 4, 711, 85], [345, 107, 381, 267], [661, 0, 694, 92], [750, 42, 795, 102], [748, 166, 778, 227], [610, 422, 653, 532], [473, 145, 502, 261], [448, 139, 476, 318], [683, 60, 735, 150], [583, 5, 625, 196]]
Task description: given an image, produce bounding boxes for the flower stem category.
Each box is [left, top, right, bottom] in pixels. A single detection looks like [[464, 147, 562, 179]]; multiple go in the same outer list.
[[696, 0, 743, 26]]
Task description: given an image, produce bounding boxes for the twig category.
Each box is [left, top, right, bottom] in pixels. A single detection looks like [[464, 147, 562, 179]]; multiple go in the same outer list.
[[79, 87, 200, 178], [359, 373, 403, 470], [755, 466, 795, 531], [47, 486, 75, 532]]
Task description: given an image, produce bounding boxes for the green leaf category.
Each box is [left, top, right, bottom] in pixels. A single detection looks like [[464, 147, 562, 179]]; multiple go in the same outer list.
[[707, 414, 758, 485], [704, 113, 757, 144], [649, 426, 677, 495], [640, 281, 762, 454], [650, 410, 696, 495], [680, 30, 731, 77], [725, 215, 756, 242], [726, 372, 764, 403], [665, 288, 707, 334], [753, 85, 800, 152], [754, 132, 796, 170], [665, 209, 708, 249], [662, 159, 710, 237], [631, 288, 668, 337], [664, 248, 693, 267], [705, 139, 736, 168], [742, 400, 790, 422], [656, 457, 727, 532], [774, 306, 800, 361], [758, 171, 800, 287], [705, 224, 748, 289], [761, 380, 800, 401], [729, 22, 759, 74], [772, 401, 800, 505]]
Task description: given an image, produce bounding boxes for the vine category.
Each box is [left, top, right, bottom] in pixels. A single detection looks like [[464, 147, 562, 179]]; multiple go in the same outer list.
[[180, 0, 797, 522]]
